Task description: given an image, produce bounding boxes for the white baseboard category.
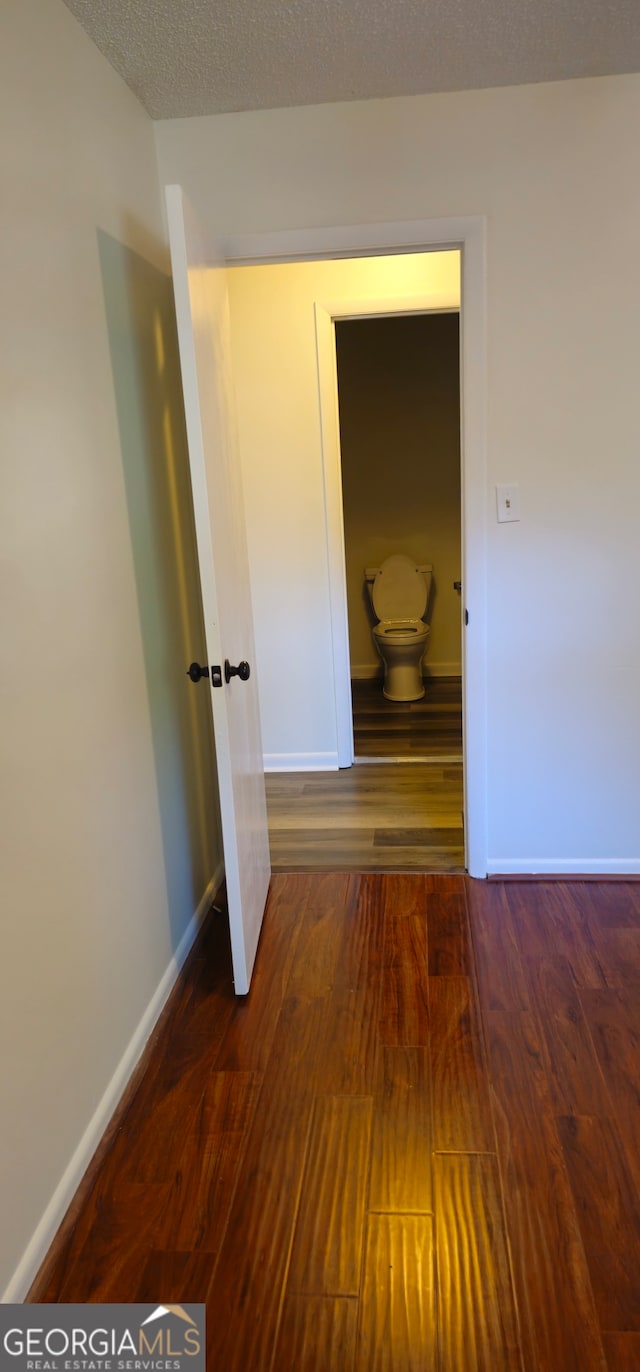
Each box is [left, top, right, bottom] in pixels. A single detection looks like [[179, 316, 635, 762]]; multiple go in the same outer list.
[[2, 862, 224, 1304], [350, 663, 382, 680], [350, 662, 462, 680], [264, 752, 339, 772], [487, 858, 640, 876], [424, 663, 462, 679]]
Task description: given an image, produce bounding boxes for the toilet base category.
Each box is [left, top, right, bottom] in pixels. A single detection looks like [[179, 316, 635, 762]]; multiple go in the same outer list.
[[372, 619, 430, 703], [382, 665, 425, 703]]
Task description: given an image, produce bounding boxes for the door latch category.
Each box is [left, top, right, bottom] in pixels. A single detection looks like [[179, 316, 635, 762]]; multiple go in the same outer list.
[[187, 662, 223, 688]]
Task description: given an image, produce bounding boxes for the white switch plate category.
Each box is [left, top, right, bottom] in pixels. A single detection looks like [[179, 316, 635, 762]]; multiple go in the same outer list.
[[496, 483, 520, 523]]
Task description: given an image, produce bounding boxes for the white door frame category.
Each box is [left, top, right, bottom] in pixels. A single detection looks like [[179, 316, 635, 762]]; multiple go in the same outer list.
[[314, 290, 461, 772], [221, 217, 487, 879]]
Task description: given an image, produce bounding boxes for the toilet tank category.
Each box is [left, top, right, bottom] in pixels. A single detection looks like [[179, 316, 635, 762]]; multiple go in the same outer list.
[[364, 567, 378, 612], [416, 564, 433, 612]]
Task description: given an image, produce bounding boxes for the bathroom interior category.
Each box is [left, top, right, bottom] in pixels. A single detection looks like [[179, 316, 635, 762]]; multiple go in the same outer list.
[[335, 309, 463, 766]]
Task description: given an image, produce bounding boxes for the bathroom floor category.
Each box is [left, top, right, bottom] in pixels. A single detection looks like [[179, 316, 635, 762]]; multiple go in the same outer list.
[[352, 674, 462, 760]]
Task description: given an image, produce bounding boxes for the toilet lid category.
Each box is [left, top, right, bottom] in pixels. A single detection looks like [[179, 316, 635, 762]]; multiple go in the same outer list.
[[371, 555, 428, 620]]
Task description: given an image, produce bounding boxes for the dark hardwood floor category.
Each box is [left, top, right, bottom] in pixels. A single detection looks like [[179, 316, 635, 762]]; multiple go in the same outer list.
[[352, 675, 462, 760], [29, 875, 640, 1371]]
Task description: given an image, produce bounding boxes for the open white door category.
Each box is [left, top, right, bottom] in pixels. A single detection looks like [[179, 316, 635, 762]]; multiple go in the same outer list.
[[165, 184, 270, 994]]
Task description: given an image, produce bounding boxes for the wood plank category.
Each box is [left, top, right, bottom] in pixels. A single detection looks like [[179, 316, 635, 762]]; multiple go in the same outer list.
[[300, 870, 353, 914], [505, 883, 607, 990], [363, 845, 464, 872], [204, 992, 329, 1372], [287, 1095, 373, 1295], [161, 900, 235, 1033], [268, 808, 463, 831], [268, 829, 376, 870], [589, 926, 640, 994], [433, 1152, 521, 1372], [556, 1113, 640, 1330], [380, 914, 429, 1046], [465, 878, 530, 1011], [47, 1181, 171, 1302], [581, 881, 640, 930], [381, 872, 429, 919], [136, 1249, 217, 1304], [316, 874, 384, 1095], [486, 1010, 608, 1372], [354, 1213, 435, 1372], [526, 956, 610, 1116], [579, 986, 640, 1199], [429, 976, 494, 1152], [602, 1332, 640, 1370], [123, 929, 237, 1184], [30, 1109, 152, 1300], [275, 1295, 358, 1372], [213, 874, 306, 1070], [124, 1060, 209, 1184], [285, 872, 352, 998], [425, 873, 466, 894], [374, 825, 464, 847], [427, 888, 470, 976], [369, 1047, 432, 1213], [160, 1072, 260, 1251], [269, 836, 464, 872]]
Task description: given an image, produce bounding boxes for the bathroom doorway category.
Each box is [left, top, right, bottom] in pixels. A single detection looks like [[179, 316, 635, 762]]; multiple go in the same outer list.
[[334, 311, 463, 766], [225, 233, 485, 874]]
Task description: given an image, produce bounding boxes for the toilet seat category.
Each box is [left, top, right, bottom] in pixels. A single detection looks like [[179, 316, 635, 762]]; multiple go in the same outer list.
[[374, 618, 429, 644], [371, 555, 428, 622]]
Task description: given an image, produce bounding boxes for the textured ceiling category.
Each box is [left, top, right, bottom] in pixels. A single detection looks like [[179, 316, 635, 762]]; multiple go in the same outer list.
[[62, 0, 640, 120]]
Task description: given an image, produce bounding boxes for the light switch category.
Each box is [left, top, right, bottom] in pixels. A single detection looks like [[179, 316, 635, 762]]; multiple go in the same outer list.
[[496, 483, 520, 523]]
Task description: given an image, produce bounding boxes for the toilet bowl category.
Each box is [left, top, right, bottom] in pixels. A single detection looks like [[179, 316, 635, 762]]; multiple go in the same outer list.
[[365, 555, 433, 701]]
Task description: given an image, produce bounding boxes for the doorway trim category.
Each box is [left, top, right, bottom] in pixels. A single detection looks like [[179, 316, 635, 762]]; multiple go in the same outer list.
[[315, 289, 461, 773], [222, 217, 487, 879]]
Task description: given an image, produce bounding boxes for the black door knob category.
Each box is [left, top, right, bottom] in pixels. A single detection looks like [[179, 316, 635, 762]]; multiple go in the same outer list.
[[187, 662, 210, 683], [224, 659, 251, 684], [453, 581, 462, 592]]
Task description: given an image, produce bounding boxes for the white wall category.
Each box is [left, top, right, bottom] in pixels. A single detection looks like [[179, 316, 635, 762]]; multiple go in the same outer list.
[[336, 312, 462, 676], [156, 73, 640, 869], [225, 252, 460, 768], [0, 0, 222, 1298]]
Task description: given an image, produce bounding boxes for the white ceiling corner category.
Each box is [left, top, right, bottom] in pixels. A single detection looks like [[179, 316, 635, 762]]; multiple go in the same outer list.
[[61, 0, 640, 120]]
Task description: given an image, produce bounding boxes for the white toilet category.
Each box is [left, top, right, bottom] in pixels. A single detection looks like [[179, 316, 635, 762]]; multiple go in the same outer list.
[[365, 555, 433, 701]]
